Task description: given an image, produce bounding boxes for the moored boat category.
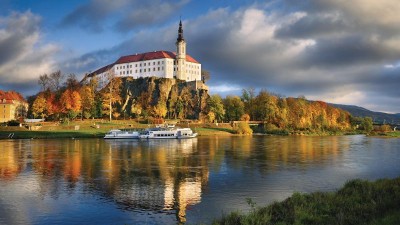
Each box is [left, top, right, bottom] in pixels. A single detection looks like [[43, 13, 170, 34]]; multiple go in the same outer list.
[[139, 127, 197, 139], [104, 129, 140, 139]]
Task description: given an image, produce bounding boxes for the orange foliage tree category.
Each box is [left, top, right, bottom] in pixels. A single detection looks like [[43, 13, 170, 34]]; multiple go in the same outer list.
[[60, 89, 82, 119]]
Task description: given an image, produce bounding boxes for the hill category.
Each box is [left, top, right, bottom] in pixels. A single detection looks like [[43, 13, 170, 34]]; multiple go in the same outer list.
[[330, 103, 400, 124]]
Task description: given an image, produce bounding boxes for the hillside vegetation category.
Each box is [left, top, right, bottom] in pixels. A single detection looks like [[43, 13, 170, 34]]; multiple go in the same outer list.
[[330, 103, 400, 125], [19, 72, 377, 135]]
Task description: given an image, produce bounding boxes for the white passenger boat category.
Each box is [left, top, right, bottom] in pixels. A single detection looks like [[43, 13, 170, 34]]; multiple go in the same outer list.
[[139, 127, 197, 139], [104, 129, 140, 139]]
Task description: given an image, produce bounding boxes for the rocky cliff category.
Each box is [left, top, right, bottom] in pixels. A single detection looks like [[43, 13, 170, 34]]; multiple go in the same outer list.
[[117, 77, 209, 119]]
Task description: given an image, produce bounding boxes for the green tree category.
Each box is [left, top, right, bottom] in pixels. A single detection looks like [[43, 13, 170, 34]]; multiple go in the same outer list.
[[207, 94, 225, 122], [223, 95, 244, 121], [241, 88, 256, 120], [361, 117, 373, 133]]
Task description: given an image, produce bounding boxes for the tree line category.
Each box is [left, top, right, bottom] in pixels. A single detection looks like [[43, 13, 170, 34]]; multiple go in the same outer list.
[[207, 89, 373, 134], [28, 70, 373, 134]]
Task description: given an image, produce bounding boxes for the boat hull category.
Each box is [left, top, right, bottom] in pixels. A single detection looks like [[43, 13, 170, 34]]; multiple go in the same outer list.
[[104, 130, 140, 139]]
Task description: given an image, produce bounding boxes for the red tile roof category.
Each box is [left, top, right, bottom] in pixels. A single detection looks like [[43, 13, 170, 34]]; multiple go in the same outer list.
[[115, 50, 200, 64], [89, 50, 200, 77], [90, 64, 115, 76], [0, 90, 26, 103]]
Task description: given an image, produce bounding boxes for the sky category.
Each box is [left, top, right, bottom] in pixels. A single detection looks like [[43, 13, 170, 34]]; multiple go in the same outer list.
[[0, 0, 399, 113]]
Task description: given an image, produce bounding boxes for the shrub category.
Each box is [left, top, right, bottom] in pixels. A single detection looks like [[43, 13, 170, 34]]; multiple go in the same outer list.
[[240, 113, 250, 122], [234, 122, 253, 135], [7, 120, 20, 126]]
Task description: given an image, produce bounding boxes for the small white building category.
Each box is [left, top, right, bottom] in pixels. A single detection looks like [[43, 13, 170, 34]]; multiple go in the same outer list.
[[88, 21, 202, 88]]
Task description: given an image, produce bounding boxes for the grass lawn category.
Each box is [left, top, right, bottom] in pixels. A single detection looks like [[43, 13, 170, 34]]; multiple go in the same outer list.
[[0, 120, 235, 139]]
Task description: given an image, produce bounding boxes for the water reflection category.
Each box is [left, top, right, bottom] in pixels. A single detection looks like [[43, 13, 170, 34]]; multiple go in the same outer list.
[[0, 141, 25, 180], [0, 135, 398, 225]]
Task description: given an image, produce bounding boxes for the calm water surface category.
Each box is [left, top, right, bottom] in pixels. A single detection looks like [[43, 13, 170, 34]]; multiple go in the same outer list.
[[0, 135, 399, 224]]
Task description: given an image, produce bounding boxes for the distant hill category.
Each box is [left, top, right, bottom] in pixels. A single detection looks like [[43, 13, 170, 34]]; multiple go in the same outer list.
[[329, 103, 400, 124]]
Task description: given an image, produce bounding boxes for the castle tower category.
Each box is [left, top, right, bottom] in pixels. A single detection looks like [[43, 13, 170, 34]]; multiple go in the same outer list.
[[176, 20, 186, 80]]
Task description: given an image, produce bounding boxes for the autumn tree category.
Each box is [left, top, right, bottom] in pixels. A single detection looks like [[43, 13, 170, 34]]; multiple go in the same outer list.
[[153, 101, 167, 118], [80, 85, 95, 119], [240, 113, 250, 121], [102, 70, 122, 121], [130, 99, 142, 118], [60, 89, 82, 119], [32, 94, 47, 119]]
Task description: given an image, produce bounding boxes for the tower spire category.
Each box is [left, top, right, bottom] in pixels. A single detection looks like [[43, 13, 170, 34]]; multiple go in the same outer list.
[[177, 19, 184, 42]]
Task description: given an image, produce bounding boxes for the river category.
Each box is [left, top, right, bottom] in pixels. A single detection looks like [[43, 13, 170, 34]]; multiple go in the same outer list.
[[0, 135, 399, 224]]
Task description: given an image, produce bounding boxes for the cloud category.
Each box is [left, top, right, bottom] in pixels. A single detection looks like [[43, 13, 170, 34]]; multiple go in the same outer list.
[[61, 0, 400, 113], [60, 0, 189, 33], [0, 11, 59, 93], [183, 2, 400, 112], [115, 0, 189, 32], [60, 0, 127, 32]]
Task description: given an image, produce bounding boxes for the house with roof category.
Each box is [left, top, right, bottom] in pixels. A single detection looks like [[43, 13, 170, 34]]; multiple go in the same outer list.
[[0, 90, 28, 123], [86, 20, 203, 89]]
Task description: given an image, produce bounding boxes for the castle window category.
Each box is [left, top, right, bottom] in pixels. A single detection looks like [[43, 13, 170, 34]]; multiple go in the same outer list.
[[162, 67, 164, 70], [144, 63, 146, 66], [135, 70, 137, 73], [144, 69, 146, 72], [158, 61, 160, 65], [158, 67, 160, 71], [140, 69, 142, 72], [153, 62, 155, 65], [135, 64, 137, 67], [130, 65, 132, 68], [153, 68, 155, 71]]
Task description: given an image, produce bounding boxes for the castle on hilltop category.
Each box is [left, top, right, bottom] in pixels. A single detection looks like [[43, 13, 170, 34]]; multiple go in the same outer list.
[[87, 20, 204, 89]]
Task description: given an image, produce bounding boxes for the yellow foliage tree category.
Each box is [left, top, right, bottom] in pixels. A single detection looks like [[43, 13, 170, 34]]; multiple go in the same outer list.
[[32, 94, 47, 119]]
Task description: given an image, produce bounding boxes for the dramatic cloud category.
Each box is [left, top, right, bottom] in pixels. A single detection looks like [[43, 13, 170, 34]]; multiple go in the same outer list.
[[115, 0, 189, 32], [60, 0, 400, 113], [61, 0, 189, 32], [183, 2, 400, 112], [0, 11, 59, 95]]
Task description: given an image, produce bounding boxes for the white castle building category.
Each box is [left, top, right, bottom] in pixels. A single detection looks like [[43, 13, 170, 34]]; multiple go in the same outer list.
[[88, 20, 202, 88]]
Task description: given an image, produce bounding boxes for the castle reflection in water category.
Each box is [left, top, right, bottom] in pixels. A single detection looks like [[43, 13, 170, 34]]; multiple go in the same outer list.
[[0, 136, 350, 223]]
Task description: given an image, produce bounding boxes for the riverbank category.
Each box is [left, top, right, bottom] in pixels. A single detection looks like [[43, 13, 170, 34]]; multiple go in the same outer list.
[[211, 177, 400, 225], [0, 120, 235, 139], [2, 120, 397, 139], [369, 131, 400, 138]]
